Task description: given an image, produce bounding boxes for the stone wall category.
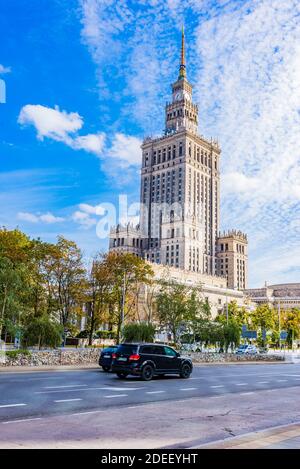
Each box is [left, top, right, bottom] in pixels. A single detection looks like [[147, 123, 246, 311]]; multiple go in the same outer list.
[[0, 348, 100, 367], [0, 348, 284, 367], [188, 352, 284, 363]]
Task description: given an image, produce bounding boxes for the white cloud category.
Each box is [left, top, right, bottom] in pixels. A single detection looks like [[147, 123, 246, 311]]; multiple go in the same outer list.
[[106, 133, 141, 166], [18, 104, 106, 157], [72, 210, 97, 228], [0, 64, 11, 74], [18, 104, 83, 143], [79, 203, 105, 215], [17, 211, 65, 224], [71, 133, 105, 155], [17, 212, 39, 223]]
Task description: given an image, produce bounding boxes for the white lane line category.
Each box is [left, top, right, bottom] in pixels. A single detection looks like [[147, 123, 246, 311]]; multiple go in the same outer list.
[[0, 403, 27, 408], [43, 384, 88, 389], [146, 391, 166, 394], [180, 388, 197, 391], [257, 381, 269, 384], [235, 383, 248, 386], [2, 418, 42, 425], [54, 398, 83, 403], [99, 387, 142, 391], [210, 385, 224, 388], [70, 410, 105, 416], [104, 394, 128, 399], [240, 392, 255, 396], [35, 387, 107, 394], [276, 379, 288, 382]]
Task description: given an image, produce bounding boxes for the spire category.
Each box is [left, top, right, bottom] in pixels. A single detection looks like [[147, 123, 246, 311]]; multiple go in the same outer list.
[[179, 25, 186, 79]]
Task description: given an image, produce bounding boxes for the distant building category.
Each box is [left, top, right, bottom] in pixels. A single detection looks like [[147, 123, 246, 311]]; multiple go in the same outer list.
[[109, 29, 248, 308], [245, 283, 300, 310]]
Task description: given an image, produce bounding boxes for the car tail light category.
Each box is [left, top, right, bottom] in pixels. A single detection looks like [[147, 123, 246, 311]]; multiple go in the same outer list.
[[129, 354, 140, 361], [112, 353, 116, 359]]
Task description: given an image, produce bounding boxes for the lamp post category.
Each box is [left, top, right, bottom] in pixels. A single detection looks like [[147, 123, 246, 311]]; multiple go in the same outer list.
[[278, 301, 281, 350]]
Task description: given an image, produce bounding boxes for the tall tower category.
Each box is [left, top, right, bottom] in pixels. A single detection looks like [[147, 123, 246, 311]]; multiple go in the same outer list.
[[139, 28, 221, 274]]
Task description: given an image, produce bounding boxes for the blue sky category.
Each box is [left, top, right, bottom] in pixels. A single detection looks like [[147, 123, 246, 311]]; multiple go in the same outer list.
[[1, 0, 300, 287]]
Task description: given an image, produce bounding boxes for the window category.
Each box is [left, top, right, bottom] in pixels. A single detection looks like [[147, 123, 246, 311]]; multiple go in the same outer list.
[[164, 346, 177, 357]]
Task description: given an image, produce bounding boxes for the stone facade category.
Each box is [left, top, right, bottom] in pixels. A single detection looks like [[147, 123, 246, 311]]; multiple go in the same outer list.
[[109, 30, 248, 294], [216, 230, 248, 290]]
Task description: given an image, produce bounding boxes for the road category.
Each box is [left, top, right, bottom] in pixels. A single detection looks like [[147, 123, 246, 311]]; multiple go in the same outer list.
[[1, 362, 300, 448]]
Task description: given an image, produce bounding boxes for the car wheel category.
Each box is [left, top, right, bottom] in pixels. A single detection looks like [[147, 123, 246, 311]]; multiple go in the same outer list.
[[102, 366, 110, 372], [180, 363, 192, 379], [116, 372, 128, 379], [141, 364, 154, 381]]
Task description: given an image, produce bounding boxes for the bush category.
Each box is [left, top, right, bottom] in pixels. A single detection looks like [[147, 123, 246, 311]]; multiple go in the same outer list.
[[122, 322, 156, 343], [96, 330, 117, 340], [76, 329, 89, 339], [22, 317, 63, 349], [5, 349, 31, 359]]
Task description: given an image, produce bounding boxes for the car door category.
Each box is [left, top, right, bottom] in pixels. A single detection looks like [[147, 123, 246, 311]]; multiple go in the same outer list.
[[162, 346, 180, 371]]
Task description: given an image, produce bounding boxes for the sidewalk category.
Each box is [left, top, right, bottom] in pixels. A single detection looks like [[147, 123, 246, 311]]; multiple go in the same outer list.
[[196, 422, 300, 449]]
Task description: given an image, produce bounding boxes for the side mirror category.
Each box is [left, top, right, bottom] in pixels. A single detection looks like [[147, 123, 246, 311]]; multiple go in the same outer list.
[[176, 352, 180, 357]]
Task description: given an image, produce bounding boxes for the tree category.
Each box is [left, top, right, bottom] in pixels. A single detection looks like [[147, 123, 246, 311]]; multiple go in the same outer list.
[[250, 304, 276, 346], [122, 322, 156, 343], [86, 253, 113, 345], [282, 308, 300, 346], [155, 280, 201, 344], [103, 252, 154, 343], [43, 236, 87, 329], [22, 316, 63, 349]]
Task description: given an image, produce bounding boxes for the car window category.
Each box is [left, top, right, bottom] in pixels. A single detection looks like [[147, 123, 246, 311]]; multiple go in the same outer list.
[[152, 346, 164, 355], [164, 346, 177, 357], [140, 346, 154, 354]]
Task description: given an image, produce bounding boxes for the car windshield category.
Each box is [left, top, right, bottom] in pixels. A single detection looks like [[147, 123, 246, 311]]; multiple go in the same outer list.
[[238, 345, 248, 349]]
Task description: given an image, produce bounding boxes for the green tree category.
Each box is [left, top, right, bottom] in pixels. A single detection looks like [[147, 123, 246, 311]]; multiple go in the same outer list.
[[156, 281, 201, 344], [251, 304, 276, 346], [22, 316, 63, 349], [122, 322, 156, 343], [43, 236, 88, 329], [102, 252, 154, 343], [282, 308, 300, 346]]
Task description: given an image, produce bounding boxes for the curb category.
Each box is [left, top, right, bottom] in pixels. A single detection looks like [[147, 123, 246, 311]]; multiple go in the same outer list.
[[0, 364, 100, 373]]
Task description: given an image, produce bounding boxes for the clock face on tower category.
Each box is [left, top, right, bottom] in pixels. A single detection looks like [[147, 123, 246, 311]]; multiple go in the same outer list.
[[174, 91, 182, 101]]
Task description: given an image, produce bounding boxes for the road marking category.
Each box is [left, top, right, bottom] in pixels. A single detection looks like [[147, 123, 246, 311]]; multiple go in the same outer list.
[[99, 387, 142, 392], [180, 388, 197, 391], [70, 410, 105, 416], [146, 391, 166, 394], [35, 387, 108, 394], [240, 392, 255, 395], [235, 383, 248, 386], [54, 398, 83, 403], [257, 381, 269, 384], [104, 394, 128, 398], [210, 385, 224, 388], [0, 403, 27, 408], [2, 418, 42, 425], [43, 384, 88, 389], [276, 379, 288, 382]]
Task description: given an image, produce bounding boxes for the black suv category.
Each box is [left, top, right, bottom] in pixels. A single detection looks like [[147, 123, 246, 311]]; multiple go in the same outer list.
[[111, 343, 193, 381]]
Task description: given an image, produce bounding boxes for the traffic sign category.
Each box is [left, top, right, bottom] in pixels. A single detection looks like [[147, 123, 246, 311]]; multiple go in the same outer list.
[[280, 331, 288, 341]]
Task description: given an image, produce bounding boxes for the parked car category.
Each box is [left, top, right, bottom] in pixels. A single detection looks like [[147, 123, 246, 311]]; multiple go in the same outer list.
[[111, 343, 193, 381], [99, 346, 119, 372], [235, 344, 258, 355]]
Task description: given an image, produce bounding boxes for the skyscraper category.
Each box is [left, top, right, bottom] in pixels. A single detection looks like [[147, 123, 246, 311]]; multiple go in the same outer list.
[[109, 29, 248, 291]]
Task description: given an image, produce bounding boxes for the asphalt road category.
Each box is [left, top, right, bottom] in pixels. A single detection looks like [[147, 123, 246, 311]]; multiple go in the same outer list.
[[1, 362, 300, 448]]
